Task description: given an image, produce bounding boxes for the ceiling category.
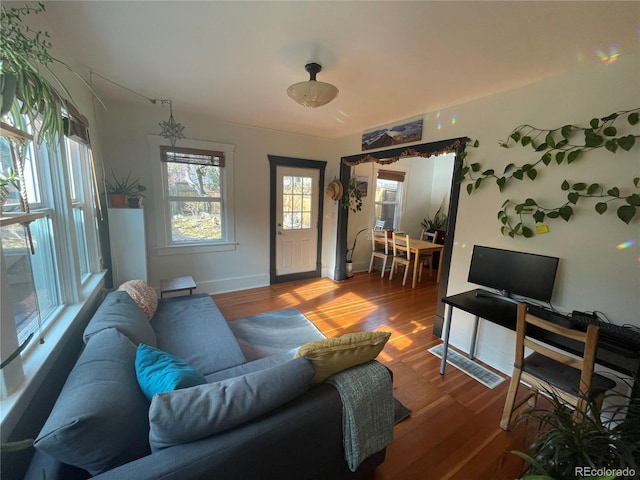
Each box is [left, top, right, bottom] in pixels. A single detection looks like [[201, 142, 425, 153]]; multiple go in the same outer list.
[[39, 1, 640, 139]]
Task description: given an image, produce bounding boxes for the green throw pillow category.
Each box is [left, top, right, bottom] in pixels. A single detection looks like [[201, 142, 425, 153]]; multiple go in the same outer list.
[[135, 344, 207, 401], [296, 331, 391, 383]]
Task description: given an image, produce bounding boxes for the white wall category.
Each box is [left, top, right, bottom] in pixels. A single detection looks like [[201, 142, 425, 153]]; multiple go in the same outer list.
[[335, 53, 640, 374], [95, 99, 340, 293]]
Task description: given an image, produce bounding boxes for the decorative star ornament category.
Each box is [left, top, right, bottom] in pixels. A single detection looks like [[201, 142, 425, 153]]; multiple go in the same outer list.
[[158, 100, 185, 146]]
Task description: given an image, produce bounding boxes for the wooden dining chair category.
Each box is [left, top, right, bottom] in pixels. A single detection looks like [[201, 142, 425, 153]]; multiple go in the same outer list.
[[389, 233, 423, 286], [368, 229, 392, 278], [418, 229, 435, 277], [500, 303, 616, 431]]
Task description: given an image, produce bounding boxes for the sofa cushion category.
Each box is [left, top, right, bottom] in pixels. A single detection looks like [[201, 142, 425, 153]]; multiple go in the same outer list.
[[83, 290, 156, 346], [151, 294, 246, 376], [34, 328, 151, 475], [205, 348, 298, 383], [148, 357, 315, 450], [296, 331, 391, 383], [135, 343, 207, 401], [118, 279, 158, 319]]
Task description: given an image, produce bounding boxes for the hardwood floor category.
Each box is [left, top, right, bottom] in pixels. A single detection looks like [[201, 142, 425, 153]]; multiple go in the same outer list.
[[213, 271, 529, 480]]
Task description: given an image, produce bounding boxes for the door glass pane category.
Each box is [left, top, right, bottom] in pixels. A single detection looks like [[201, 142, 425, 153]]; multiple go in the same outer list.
[[282, 175, 312, 230]]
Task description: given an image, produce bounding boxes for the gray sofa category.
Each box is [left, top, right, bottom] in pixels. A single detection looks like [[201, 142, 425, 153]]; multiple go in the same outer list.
[[23, 291, 389, 479]]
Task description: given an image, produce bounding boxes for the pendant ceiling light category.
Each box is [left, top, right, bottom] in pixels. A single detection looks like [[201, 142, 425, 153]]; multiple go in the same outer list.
[[287, 63, 339, 108]]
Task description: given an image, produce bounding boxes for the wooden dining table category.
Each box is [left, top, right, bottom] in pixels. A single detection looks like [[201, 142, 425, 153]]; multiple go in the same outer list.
[[375, 235, 444, 287]]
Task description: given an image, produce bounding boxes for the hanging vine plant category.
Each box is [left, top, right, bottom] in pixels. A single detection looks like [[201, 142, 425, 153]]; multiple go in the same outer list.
[[461, 108, 640, 237]]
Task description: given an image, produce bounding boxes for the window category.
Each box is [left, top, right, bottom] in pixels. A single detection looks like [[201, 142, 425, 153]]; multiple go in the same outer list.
[[1, 107, 101, 360], [374, 169, 406, 230], [151, 137, 235, 254], [282, 175, 312, 230]]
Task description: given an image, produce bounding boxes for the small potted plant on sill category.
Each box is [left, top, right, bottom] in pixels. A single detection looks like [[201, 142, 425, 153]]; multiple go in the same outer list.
[[105, 170, 144, 208]]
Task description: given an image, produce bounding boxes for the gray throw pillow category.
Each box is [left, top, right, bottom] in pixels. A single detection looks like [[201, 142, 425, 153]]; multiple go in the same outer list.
[[34, 328, 151, 475], [83, 290, 156, 346], [148, 357, 315, 450]]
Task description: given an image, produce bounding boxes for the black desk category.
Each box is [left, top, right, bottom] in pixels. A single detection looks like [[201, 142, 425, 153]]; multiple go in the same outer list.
[[440, 289, 640, 378]]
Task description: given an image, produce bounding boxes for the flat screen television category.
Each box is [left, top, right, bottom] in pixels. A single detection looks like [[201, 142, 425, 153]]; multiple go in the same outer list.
[[468, 245, 560, 302]]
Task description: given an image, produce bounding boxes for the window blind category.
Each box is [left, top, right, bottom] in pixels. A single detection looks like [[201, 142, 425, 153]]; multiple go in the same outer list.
[[160, 146, 225, 167], [377, 169, 405, 182]]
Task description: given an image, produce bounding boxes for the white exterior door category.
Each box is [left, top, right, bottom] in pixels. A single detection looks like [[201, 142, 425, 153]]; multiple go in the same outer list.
[[275, 166, 319, 276]]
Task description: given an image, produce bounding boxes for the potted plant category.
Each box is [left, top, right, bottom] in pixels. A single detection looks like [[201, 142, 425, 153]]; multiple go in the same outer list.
[[0, 166, 21, 213], [105, 170, 144, 208], [421, 206, 448, 233], [512, 381, 640, 480], [342, 177, 363, 213], [345, 228, 367, 278], [126, 184, 146, 208], [1, 2, 102, 145]]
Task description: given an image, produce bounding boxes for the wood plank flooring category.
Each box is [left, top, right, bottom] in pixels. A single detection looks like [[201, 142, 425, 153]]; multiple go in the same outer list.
[[212, 271, 529, 480]]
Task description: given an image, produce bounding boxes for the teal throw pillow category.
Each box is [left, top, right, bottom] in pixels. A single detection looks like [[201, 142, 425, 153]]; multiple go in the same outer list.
[[135, 343, 207, 401]]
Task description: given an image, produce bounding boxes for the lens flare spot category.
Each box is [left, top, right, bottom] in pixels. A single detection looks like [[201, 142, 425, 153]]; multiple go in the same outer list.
[[617, 240, 636, 250], [437, 122, 442, 131], [595, 46, 619, 64], [451, 115, 457, 125]]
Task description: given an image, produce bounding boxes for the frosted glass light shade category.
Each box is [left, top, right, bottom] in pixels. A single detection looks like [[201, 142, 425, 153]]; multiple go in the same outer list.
[[287, 80, 339, 108]]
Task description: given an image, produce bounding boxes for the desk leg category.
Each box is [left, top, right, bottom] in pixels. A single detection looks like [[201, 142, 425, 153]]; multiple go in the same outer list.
[[469, 315, 480, 360], [436, 249, 443, 284], [440, 304, 453, 375]]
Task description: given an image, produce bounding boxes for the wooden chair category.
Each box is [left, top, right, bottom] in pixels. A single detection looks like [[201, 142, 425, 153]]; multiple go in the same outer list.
[[368, 229, 392, 277], [389, 233, 423, 286], [418, 229, 435, 277], [500, 303, 616, 431]]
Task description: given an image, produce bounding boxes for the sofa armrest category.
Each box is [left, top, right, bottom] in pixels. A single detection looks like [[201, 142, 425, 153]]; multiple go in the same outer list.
[[92, 384, 384, 480]]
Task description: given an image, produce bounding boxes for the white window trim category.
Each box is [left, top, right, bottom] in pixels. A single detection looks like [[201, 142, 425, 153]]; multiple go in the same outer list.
[[147, 135, 236, 255], [372, 164, 410, 232]]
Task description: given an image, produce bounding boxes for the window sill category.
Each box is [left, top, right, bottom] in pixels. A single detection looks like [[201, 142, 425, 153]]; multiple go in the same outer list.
[[0, 272, 106, 438], [156, 242, 238, 256]]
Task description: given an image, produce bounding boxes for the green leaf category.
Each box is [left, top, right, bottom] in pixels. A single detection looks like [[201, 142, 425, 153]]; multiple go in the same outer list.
[[590, 118, 599, 129], [510, 131, 522, 142], [629, 112, 639, 125], [471, 163, 481, 172], [533, 210, 545, 223], [605, 140, 618, 153], [627, 193, 640, 206], [496, 177, 507, 191], [572, 182, 587, 191], [522, 226, 534, 238], [561, 125, 572, 138], [461, 166, 469, 177], [567, 192, 580, 204], [541, 152, 552, 166], [503, 163, 515, 173], [526, 168, 537, 180], [521, 136, 532, 146], [617, 205, 636, 224], [634, 177, 640, 187], [547, 211, 560, 219], [545, 132, 555, 148], [473, 139, 480, 147], [500, 226, 510, 236], [584, 131, 603, 148], [618, 135, 636, 151], [515, 204, 525, 213], [567, 150, 581, 163], [481, 169, 495, 176], [474, 178, 482, 189], [603, 126, 617, 137], [587, 183, 600, 195], [555, 139, 568, 149], [522, 164, 531, 171], [500, 215, 508, 225], [523, 198, 537, 206], [595, 202, 608, 214], [513, 223, 522, 234], [607, 187, 620, 197], [561, 180, 570, 191], [555, 151, 565, 164], [535, 142, 548, 152], [513, 170, 524, 180], [559, 206, 573, 221], [497, 210, 505, 220], [466, 184, 473, 195]]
